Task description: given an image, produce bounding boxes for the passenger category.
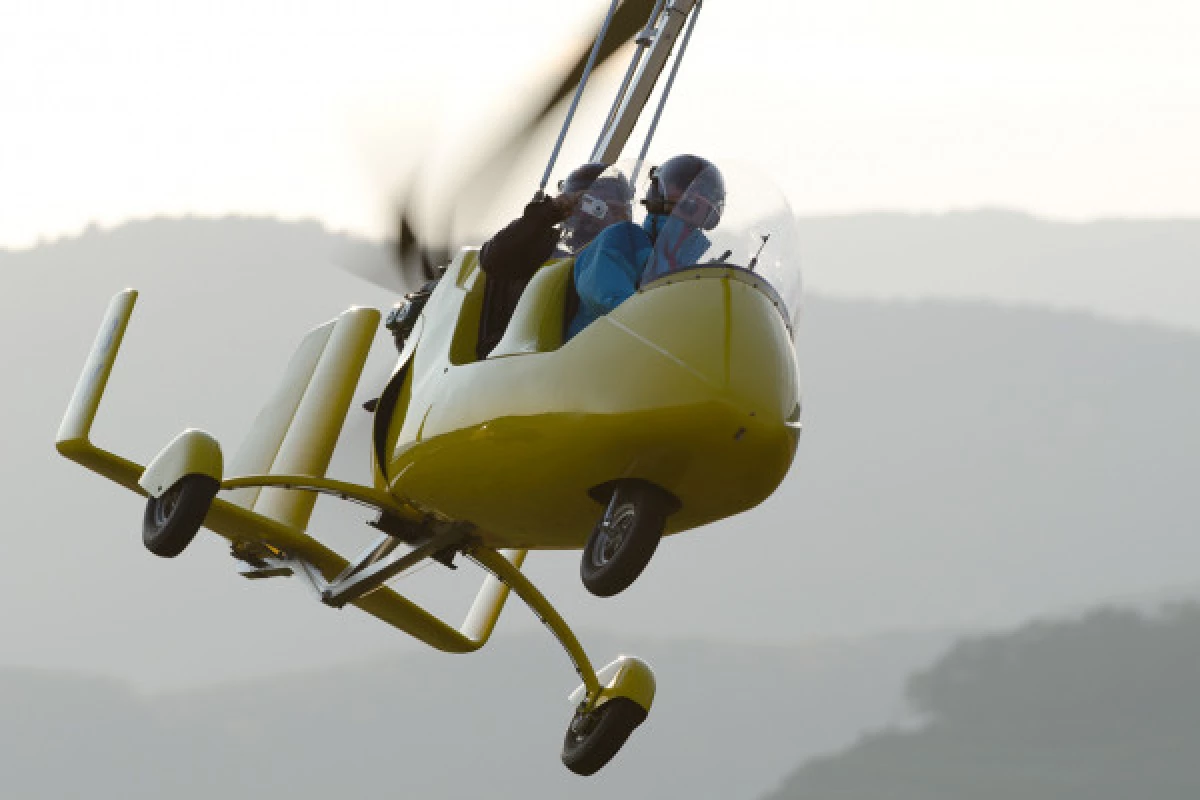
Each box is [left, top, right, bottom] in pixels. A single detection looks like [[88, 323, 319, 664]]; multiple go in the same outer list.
[[566, 154, 725, 339], [475, 163, 633, 357]]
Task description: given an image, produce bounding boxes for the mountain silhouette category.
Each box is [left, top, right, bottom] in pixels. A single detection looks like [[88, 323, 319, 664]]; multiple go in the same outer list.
[[1, 214, 1197, 690], [0, 631, 946, 799], [764, 603, 1200, 799]]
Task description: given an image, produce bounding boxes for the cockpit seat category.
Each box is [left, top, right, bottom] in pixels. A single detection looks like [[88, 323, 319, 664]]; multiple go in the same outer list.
[[487, 259, 574, 357]]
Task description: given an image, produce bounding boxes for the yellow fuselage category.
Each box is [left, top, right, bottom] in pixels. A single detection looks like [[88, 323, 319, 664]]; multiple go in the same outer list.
[[378, 251, 801, 550]]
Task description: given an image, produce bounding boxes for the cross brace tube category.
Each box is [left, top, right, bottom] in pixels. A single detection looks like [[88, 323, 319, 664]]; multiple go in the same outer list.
[[320, 526, 468, 608], [220, 473, 418, 519]]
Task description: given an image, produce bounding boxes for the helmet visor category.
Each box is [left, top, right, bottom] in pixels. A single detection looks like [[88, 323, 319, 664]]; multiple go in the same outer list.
[[637, 161, 803, 334]]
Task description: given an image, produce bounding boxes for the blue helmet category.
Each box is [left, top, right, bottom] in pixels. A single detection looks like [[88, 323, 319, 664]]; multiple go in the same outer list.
[[642, 154, 725, 230]]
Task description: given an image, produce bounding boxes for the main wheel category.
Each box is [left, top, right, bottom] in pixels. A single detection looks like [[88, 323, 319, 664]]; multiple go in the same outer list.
[[142, 475, 220, 558], [581, 484, 668, 597], [561, 698, 648, 776]]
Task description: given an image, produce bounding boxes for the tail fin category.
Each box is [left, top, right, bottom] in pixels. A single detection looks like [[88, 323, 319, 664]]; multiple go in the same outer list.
[[224, 307, 379, 531], [56, 289, 147, 494]]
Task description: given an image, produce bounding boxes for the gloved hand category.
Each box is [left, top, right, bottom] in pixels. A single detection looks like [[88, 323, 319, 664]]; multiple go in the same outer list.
[[525, 193, 574, 226]]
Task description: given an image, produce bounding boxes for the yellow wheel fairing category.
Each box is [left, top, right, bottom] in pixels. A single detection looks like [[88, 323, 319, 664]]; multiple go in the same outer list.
[[384, 249, 800, 549]]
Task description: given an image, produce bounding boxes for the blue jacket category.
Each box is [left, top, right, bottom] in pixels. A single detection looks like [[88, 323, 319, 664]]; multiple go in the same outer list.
[[565, 215, 712, 339], [566, 221, 652, 339], [641, 214, 711, 283]]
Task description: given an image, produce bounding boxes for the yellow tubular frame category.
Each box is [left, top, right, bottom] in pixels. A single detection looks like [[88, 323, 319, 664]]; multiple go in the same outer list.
[[56, 289, 146, 495], [57, 289, 603, 707], [220, 474, 413, 518], [471, 547, 601, 702]]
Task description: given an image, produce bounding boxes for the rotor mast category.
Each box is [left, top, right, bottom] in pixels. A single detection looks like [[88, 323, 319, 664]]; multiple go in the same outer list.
[[590, 0, 700, 165]]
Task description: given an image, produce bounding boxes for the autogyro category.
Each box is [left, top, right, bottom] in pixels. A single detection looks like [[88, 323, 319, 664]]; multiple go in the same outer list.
[[57, 0, 802, 775]]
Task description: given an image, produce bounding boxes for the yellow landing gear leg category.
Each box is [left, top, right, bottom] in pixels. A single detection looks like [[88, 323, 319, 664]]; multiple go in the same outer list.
[[468, 546, 655, 775]]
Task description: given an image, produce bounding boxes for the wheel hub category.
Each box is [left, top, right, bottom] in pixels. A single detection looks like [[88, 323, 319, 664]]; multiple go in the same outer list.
[[593, 506, 635, 566], [569, 711, 594, 738], [154, 484, 182, 527], [568, 703, 604, 740]]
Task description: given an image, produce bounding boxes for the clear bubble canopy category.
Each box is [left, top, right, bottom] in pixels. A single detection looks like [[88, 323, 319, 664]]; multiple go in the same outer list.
[[582, 159, 803, 332]]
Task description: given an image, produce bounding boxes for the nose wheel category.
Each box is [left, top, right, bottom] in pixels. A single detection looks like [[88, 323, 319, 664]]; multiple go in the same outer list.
[[580, 482, 673, 596], [561, 697, 648, 775]]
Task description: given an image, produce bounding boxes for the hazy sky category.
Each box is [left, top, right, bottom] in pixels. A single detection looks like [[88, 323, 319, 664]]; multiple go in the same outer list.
[[2, 0, 1198, 250]]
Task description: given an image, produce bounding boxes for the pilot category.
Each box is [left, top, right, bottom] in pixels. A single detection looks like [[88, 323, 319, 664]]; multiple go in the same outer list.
[[566, 154, 725, 340], [640, 156, 725, 284], [475, 163, 633, 357]]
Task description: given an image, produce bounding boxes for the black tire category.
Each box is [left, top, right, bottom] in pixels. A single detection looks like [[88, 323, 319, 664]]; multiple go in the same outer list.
[[580, 484, 668, 597], [561, 697, 648, 776], [142, 475, 219, 558]]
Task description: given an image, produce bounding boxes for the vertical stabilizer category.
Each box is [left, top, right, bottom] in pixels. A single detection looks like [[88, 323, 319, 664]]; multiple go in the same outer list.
[[226, 307, 380, 531], [56, 289, 147, 494]]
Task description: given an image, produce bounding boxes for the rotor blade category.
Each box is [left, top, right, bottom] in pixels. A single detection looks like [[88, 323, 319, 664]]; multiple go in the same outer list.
[[392, 175, 454, 286], [395, 213, 452, 284], [536, 0, 656, 135], [381, 0, 656, 291], [453, 0, 654, 198]]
